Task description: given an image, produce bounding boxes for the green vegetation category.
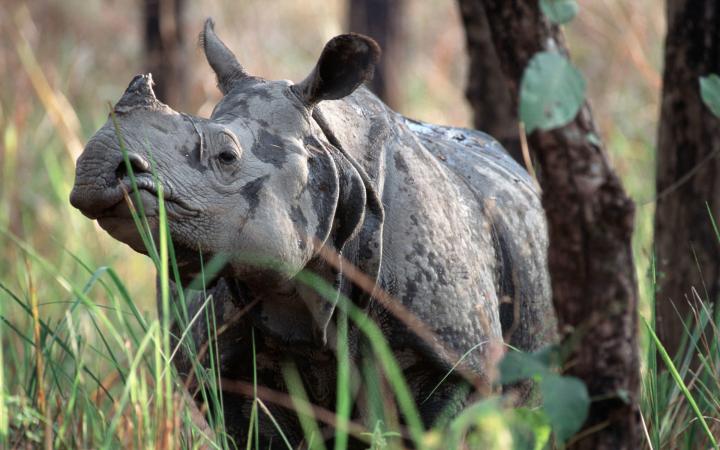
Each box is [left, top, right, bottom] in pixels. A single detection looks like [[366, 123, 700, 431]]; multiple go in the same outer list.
[[539, 0, 579, 25], [1, 0, 718, 448], [4, 205, 717, 448], [700, 74, 720, 118], [519, 51, 586, 134]]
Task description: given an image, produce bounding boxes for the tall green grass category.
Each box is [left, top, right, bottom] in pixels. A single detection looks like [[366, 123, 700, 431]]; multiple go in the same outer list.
[[639, 214, 720, 450], [0, 211, 555, 449]]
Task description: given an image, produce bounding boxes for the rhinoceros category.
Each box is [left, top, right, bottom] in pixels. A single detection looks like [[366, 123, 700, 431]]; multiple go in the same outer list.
[[69, 19, 554, 447]]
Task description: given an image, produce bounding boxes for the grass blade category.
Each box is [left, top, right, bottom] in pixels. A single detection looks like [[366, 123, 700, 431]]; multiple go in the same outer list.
[[643, 317, 718, 448]]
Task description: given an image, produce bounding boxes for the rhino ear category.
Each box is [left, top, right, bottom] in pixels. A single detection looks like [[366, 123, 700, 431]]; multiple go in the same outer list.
[[200, 18, 248, 94], [294, 33, 381, 106]]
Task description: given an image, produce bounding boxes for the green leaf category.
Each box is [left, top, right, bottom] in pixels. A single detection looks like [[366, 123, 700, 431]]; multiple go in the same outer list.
[[616, 388, 631, 405], [510, 408, 552, 450], [700, 74, 720, 118], [529, 344, 562, 370], [540, 0, 579, 24], [540, 374, 590, 443], [499, 350, 550, 384], [520, 51, 587, 133], [586, 132, 602, 148]]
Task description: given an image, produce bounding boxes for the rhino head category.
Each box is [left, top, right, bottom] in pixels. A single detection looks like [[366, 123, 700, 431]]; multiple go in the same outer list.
[[70, 19, 383, 340]]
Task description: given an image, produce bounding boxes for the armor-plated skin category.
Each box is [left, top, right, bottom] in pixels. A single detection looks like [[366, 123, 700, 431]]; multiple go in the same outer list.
[[69, 19, 555, 448]]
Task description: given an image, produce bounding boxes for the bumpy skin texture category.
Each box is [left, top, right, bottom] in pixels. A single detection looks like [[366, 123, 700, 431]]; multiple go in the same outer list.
[[70, 20, 555, 448]]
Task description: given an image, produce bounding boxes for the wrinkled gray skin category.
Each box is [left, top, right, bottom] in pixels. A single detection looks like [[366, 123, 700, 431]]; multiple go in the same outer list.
[[70, 19, 555, 448]]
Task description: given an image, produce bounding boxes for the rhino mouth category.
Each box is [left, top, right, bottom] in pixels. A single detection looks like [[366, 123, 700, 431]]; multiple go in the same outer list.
[[87, 176, 193, 218], [89, 175, 197, 252]]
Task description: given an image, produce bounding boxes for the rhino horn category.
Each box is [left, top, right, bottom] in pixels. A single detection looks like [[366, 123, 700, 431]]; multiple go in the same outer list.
[[201, 18, 248, 95], [113, 73, 162, 113]]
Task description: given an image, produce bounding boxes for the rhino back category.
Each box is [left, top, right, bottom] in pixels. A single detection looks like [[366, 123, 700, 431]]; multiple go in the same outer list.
[[401, 118, 555, 353], [317, 89, 554, 374]]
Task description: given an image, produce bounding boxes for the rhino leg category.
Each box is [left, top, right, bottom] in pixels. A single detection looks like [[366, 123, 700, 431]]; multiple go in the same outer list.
[[493, 219, 556, 354], [411, 370, 471, 427]]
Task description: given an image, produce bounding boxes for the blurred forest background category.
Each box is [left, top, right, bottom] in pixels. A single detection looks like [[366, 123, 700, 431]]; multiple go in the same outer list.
[[0, 0, 662, 313]]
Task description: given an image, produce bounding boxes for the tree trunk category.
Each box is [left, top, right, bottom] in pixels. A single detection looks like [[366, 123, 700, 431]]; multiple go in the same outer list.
[[456, 1, 522, 163], [143, 0, 187, 108], [348, 0, 404, 109], [458, 1, 641, 448], [654, 0, 720, 359]]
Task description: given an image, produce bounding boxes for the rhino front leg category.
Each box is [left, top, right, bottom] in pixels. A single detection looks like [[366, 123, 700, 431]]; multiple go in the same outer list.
[[405, 367, 472, 428]]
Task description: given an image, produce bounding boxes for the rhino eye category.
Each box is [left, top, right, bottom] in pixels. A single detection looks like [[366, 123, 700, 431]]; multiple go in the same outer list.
[[218, 150, 238, 165]]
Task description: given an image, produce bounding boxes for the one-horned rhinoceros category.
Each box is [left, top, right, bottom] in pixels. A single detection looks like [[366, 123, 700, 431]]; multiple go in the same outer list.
[[70, 19, 555, 447]]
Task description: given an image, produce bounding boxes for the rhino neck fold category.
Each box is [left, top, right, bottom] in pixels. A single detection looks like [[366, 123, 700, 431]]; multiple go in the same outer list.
[[312, 107, 385, 282], [311, 97, 388, 196]]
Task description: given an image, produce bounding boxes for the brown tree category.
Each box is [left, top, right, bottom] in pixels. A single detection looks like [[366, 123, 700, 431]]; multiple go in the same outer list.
[[654, 0, 720, 359], [457, 1, 640, 448], [143, 0, 187, 108], [456, 2, 522, 163], [347, 0, 404, 109]]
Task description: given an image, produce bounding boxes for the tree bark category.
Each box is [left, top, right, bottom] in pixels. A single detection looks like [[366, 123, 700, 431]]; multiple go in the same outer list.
[[348, 0, 404, 109], [654, 0, 720, 359], [143, 0, 187, 108], [458, 1, 641, 448], [456, 1, 522, 163]]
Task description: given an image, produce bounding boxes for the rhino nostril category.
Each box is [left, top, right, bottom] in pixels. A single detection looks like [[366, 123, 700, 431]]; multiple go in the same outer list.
[[115, 152, 150, 180]]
